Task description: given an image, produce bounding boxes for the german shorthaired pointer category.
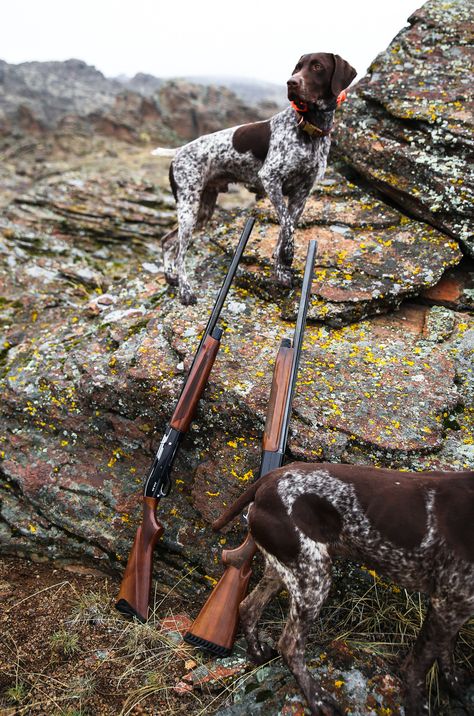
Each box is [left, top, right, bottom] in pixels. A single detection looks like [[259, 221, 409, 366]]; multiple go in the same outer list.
[[213, 462, 474, 716], [153, 53, 356, 304]]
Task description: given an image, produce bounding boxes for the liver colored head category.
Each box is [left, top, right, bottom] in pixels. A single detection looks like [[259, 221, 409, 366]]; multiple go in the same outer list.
[[287, 52, 356, 108]]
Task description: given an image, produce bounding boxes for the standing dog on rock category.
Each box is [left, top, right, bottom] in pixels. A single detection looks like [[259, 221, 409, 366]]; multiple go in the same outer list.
[[153, 53, 356, 304], [213, 462, 474, 716]]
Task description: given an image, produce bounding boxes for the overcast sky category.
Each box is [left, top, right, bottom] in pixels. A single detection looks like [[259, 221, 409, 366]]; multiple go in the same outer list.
[[2, 0, 422, 84]]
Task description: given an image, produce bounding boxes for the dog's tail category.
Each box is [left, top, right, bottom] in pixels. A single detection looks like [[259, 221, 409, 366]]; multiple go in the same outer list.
[[151, 147, 179, 158], [212, 468, 285, 532]]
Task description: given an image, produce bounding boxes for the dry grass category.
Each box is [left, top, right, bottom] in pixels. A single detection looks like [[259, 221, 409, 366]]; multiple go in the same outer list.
[[1, 557, 472, 715]]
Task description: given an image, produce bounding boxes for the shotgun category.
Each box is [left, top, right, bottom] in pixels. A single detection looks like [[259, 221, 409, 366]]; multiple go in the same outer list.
[[184, 239, 317, 656], [115, 217, 255, 622]]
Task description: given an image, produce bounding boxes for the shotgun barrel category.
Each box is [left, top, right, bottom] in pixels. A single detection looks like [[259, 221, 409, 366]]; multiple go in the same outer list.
[[115, 218, 255, 622], [184, 239, 317, 656]]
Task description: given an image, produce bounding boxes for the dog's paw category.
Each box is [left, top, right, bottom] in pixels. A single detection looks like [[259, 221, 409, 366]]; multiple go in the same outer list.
[[274, 265, 293, 288], [179, 285, 197, 305], [247, 643, 278, 665]]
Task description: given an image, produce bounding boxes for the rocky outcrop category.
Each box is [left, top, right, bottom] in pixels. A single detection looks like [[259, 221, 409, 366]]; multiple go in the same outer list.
[[333, 0, 473, 254], [0, 58, 122, 129], [120, 73, 286, 109], [235, 166, 462, 325], [0, 163, 472, 592]]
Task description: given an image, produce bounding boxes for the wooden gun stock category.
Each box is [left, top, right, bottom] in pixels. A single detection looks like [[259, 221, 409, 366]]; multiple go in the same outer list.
[[184, 341, 293, 654], [116, 497, 164, 622], [184, 534, 257, 656], [116, 335, 221, 622]]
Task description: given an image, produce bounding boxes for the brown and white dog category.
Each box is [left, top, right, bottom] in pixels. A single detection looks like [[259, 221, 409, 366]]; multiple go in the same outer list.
[[213, 462, 474, 716], [153, 53, 356, 304]]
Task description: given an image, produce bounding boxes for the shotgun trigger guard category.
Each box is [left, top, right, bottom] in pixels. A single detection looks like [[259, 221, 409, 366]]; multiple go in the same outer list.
[[158, 474, 172, 497]]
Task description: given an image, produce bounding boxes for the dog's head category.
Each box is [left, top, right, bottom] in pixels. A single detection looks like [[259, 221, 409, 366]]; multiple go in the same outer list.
[[287, 53, 356, 110]]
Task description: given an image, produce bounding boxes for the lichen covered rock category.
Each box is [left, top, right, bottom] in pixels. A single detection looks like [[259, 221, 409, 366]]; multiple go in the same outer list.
[[232, 168, 461, 325], [0, 168, 473, 592], [333, 0, 473, 253]]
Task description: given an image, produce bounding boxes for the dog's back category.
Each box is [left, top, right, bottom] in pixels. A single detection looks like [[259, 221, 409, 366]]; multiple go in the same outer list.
[[246, 463, 474, 594]]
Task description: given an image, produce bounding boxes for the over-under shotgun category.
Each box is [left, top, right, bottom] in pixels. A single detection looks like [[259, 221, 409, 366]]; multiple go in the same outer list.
[[184, 239, 317, 656], [115, 218, 255, 622]]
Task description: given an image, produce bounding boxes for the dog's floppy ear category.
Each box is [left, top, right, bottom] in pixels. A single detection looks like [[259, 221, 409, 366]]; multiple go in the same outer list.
[[331, 54, 357, 96]]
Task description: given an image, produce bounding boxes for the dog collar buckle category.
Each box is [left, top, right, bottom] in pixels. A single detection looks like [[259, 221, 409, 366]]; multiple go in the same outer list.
[[295, 113, 331, 138]]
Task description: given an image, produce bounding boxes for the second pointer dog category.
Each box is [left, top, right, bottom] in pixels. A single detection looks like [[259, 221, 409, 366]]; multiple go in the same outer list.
[[153, 53, 356, 305]]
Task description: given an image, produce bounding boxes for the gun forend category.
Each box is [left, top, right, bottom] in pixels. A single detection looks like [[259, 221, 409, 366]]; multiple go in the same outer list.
[[171, 327, 222, 432], [262, 338, 293, 453]]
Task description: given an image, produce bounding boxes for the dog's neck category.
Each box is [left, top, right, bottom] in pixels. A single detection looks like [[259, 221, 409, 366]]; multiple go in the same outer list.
[[291, 102, 335, 138]]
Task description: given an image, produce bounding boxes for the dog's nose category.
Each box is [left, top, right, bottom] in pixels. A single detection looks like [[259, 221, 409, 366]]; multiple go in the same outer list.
[[287, 77, 300, 90]]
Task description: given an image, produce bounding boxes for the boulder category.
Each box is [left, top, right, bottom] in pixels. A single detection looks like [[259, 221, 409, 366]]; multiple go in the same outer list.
[[333, 0, 473, 254]]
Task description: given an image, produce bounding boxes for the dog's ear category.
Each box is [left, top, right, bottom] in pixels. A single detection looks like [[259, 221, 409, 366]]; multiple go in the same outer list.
[[331, 54, 357, 96]]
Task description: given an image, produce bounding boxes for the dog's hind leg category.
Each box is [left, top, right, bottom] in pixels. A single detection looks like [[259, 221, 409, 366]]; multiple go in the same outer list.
[[276, 549, 340, 716], [175, 192, 201, 305], [400, 596, 473, 715], [240, 559, 283, 665], [197, 186, 218, 229], [161, 226, 179, 286]]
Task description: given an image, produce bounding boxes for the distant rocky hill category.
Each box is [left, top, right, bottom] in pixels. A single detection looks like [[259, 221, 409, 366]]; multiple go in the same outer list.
[[0, 58, 279, 145], [119, 72, 286, 108]]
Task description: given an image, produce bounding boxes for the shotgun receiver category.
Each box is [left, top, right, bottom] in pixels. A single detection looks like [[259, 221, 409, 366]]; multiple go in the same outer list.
[[115, 218, 255, 622], [184, 239, 317, 656]]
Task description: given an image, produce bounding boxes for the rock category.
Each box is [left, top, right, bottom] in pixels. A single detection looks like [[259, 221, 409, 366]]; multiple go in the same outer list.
[[0, 59, 122, 130], [156, 80, 267, 141], [225, 166, 462, 325], [421, 258, 474, 312], [0, 167, 472, 589], [211, 642, 406, 715], [333, 0, 473, 254]]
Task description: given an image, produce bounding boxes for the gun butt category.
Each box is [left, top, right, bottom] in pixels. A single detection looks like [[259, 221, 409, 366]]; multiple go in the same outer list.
[[184, 533, 257, 655], [183, 563, 252, 657], [115, 497, 163, 622]]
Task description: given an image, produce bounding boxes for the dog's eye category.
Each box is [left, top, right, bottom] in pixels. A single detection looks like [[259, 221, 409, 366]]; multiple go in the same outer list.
[[312, 63, 322, 71]]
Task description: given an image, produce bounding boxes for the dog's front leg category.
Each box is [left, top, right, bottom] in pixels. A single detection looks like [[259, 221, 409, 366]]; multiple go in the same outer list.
[[284, 181, 313, 265], [278, 557, 339, 716], [259, 175, 294, 287], [240, 559, 282, 664]]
